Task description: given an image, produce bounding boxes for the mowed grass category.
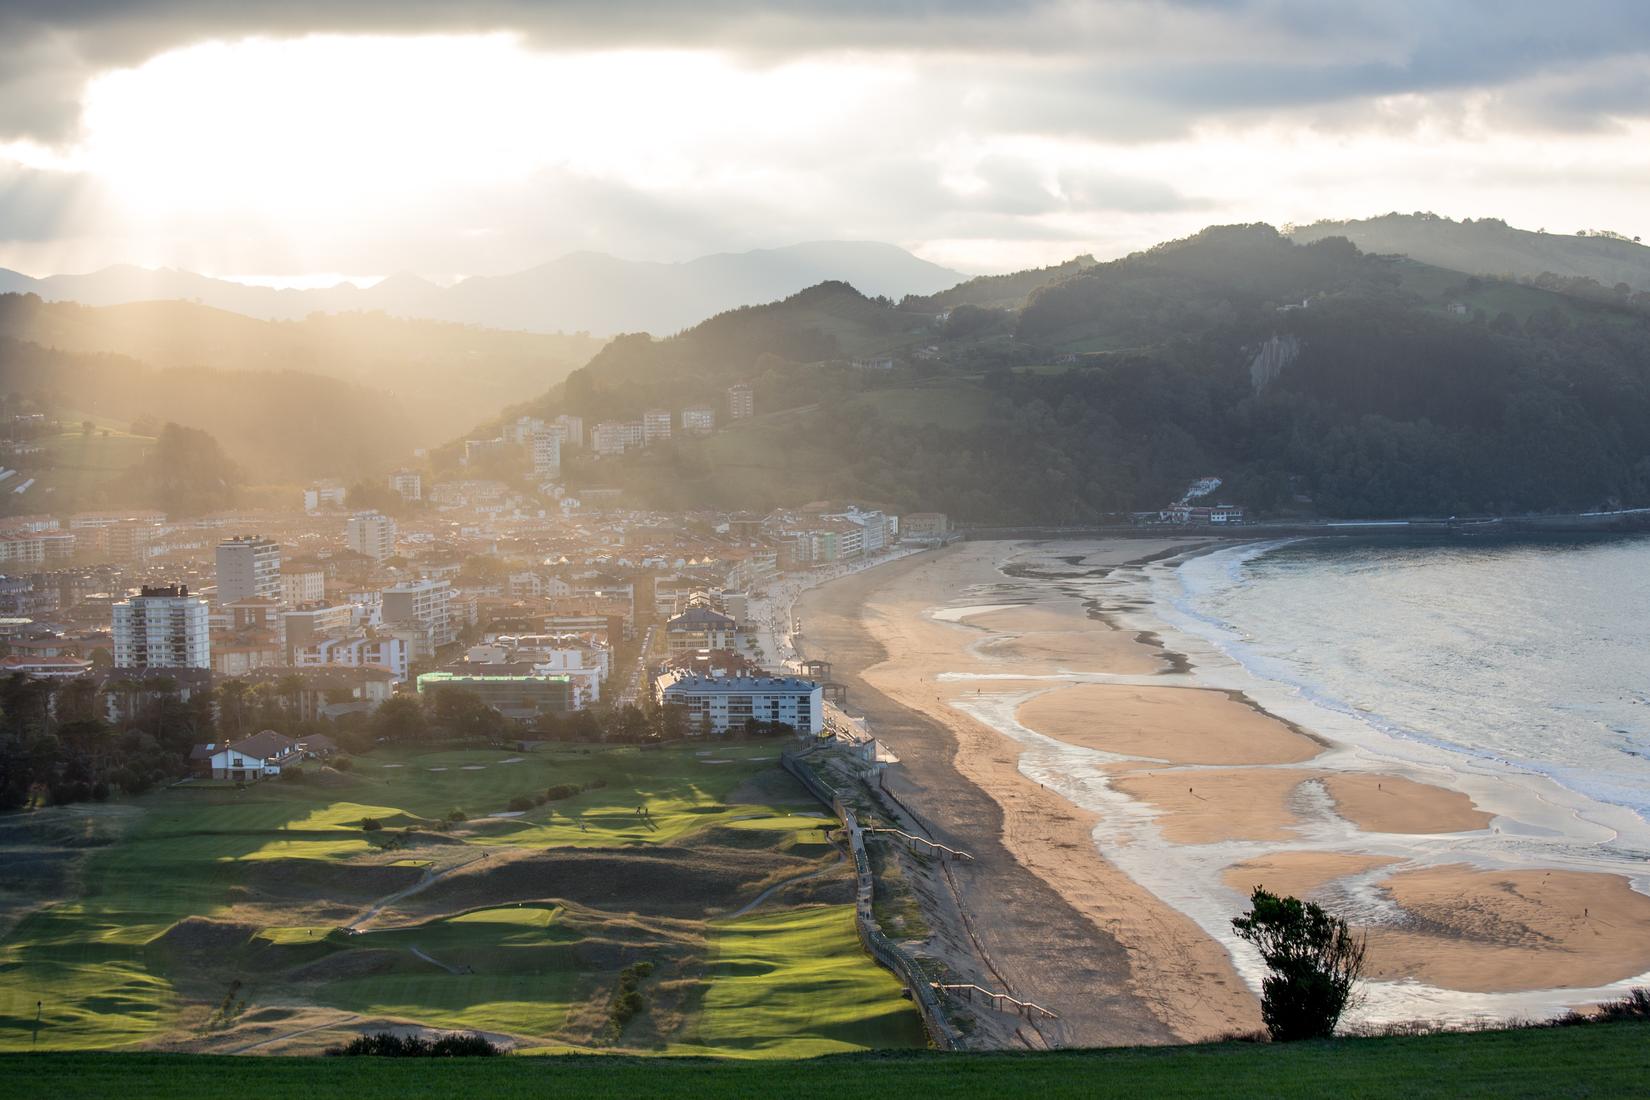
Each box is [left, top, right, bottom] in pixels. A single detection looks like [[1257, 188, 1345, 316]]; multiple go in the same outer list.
[[0, 740, 906, 1055], [679, 906, 925, 1058], [310, 905, 580, 1037], [6, 1021, 1650, 1099]]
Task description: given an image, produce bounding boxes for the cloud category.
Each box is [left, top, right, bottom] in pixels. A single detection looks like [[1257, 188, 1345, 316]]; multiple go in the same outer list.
[[3, 1, 1650, 145]]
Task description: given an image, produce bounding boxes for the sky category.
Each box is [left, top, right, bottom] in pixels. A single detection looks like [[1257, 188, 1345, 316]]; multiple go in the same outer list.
[[1, 1, 1648, 282]]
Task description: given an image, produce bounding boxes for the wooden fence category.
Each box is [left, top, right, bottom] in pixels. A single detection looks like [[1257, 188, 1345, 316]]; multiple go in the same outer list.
[[780, 750, 960, 1050]]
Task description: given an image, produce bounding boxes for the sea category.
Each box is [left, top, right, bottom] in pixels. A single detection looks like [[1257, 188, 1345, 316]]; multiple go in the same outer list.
[[1156, 534, 1650, 830]]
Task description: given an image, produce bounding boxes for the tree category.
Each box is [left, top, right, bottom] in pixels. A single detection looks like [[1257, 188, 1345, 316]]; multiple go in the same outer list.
[[1231, 886, 1365, 1041], [372, 695, 428, 742]]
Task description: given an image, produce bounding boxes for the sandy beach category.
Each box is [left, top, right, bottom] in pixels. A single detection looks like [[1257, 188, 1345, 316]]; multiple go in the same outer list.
[[794, 538, 1650, 1045]]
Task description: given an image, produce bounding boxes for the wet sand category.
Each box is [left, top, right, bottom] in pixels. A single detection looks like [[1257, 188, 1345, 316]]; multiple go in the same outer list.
[[796, 538, 1650, 1043]]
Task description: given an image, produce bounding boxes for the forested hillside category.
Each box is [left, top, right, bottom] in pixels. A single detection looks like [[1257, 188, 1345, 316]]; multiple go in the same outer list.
[[494, 224, 1650, 521], [0, 336, 418, 488], [0, 294, 604, 444]]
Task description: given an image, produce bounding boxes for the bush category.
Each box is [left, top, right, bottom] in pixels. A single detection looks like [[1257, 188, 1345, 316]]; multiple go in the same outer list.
[[446, 808, 467, 823], [283, 765, 306, 783], [360, 817, 383, 831], [326, 1031, 504, 1057], [506, 795, 535, 812], [332, 755, 354, 771], [544, 783, 581, 801]]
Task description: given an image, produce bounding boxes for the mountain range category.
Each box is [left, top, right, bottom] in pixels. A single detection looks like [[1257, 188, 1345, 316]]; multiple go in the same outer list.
[[0, 241, 963, 336]]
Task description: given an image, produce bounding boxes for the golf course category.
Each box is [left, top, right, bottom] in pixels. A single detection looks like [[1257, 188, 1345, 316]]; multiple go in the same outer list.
[[0, 739, 926, 1056]]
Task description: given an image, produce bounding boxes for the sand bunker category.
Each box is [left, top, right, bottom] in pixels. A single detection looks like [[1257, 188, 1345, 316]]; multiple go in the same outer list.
[[488, 810, 525, 818], [460, 765, 486, 771], [1019, 683, 1323, 766]]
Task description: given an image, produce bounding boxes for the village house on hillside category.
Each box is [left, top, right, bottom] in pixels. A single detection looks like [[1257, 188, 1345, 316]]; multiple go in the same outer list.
[[199, 730, 301, 781]]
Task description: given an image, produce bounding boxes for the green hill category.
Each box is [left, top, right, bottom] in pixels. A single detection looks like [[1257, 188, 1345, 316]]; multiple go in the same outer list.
[[490, 224, 1650, 521]]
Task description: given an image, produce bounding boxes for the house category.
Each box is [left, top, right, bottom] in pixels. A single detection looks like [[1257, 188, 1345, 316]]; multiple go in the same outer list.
[[205, 730, 302, 781]]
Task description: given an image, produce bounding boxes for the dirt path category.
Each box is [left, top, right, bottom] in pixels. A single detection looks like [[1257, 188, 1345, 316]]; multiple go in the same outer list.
[[409, 945, 462, 974], [796, 547, 1181, 1049], [346, 852, 489, 931], [227, 1014, 360, 1054], [726, 854, 844, 919]]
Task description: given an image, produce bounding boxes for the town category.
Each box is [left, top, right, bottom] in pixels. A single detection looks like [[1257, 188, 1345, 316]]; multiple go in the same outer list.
[[0, 390, 953, 801]]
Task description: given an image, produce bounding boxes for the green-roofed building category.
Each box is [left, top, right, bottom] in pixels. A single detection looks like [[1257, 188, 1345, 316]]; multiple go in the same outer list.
[[416, 668, 574, 720]]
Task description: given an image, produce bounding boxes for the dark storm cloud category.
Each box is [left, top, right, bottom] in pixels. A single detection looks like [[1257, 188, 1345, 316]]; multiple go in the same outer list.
[[4, 1, 1650, 144]]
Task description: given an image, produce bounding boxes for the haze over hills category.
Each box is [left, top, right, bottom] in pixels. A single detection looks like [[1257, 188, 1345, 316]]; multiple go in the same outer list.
[[1287, 214, 1650, 292], [486, 223, 1650, 522], [0, 241, 963, 337]]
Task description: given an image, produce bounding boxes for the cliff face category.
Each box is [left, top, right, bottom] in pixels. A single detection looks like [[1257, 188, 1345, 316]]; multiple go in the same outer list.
[[1249, 333, 1301, 393]]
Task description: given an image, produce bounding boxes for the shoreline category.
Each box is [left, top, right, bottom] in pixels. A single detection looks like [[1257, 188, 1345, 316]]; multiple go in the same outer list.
[[796, 537, 1650, 1043]]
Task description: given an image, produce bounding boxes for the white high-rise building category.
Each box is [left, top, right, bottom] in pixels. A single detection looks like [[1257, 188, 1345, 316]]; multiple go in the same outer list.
[[280, 570, 326, 608], [346, 512, 398, 561], [531, 428, 562, 477], [382, 578, 454, 651], [591, 421, 629, 456], [553, 414, 584, 448], [215, 536, 281, 604], [727, 383, 754, 419], [388, 469, 422, 502], [643, 409, 673, 444], [681, 404, 716, 434], [113, 585, 211, 669]]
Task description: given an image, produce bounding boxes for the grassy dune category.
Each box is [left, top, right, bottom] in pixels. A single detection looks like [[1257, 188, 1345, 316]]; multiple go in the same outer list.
[[0, 741, 921, 1056]]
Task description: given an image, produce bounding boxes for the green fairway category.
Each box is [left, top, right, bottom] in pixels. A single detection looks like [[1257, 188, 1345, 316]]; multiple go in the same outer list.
[[682, 905, 927, 1057], [0, 740, 918, 1056], [5, 1021, 1648, 1098]]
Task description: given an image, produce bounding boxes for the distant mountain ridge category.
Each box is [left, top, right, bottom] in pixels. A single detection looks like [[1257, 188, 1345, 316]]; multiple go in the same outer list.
[[0, 241, 964, 336], [1287, 214, 1650, 291]]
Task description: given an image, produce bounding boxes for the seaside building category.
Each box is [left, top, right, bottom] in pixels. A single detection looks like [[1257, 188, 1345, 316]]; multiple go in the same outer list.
[[112, 584, 211, 670], [654, 672, 823, 735], [664, 605, 737, 654], [215, 535, 281, 604]]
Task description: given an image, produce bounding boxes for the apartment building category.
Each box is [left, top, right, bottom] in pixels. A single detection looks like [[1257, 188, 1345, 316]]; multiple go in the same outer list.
[[655, 672, 823, 735], [215, 535, 281, 604], [112, 584, 211, 669], [345, 511, 398, 561]]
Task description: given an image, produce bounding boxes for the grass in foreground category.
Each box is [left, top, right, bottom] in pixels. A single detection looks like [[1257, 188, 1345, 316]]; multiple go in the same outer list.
[[3, 1021, 1648, 1099]]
